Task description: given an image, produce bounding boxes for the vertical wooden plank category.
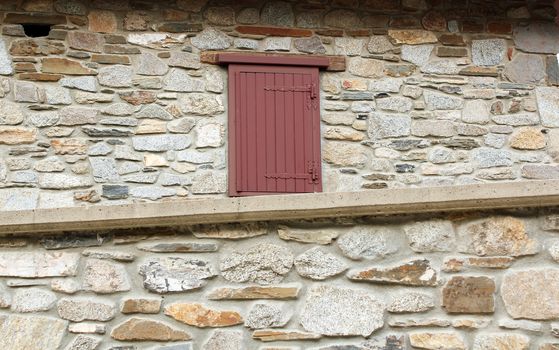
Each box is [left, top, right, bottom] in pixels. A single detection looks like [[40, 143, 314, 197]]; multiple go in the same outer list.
[[246, 72, 257, 192], [255, 72, 266, 191], [276, 72, 286, 192], [284, 72, 295, 192], [293, 73, 305, 192], [302, 72, 313, 193], [239, 71, 247, 193], [228, 66, 237, 195], [311, 68, 322, 192], [265, 72, 276, 192]]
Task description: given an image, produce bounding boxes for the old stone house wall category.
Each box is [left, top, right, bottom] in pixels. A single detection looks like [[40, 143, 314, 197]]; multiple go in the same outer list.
[[0, 0, 557, 209]]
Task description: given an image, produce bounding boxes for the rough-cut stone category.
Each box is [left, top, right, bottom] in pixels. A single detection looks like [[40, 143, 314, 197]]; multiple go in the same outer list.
[[220, 243, 293, 285], [57, 297, 116, 322], [443, 256, 514, 272], [294, 247, 347, 280], [191, 172, 227, 194], [138, 257, 216, 293], [388, 29, 438, 44], [501, 269, 559, 320], [65, 335, 101, 350], [458, 217, 538, 257], [462, 100, 490, 124], [442, 276, 495, 314], [472, 39, 506, 66], [88, 10, 117, 33], [388, 292, 435, 313], [203, 330, 242, 349], [169, 52, 201, 69], [472, 334, 530, 350], [120, 298, 161, 314], [513, 22, 559, 54], [337, 226, 397, 260], [89, 157, 119, 183], [164, 303, 243, 328], [0, 39, 13, 75], [536, 87, 559, 127], [0, 100, 24, 125], [138, 241, 217, 253], [0, 252, 79, 277], [111, 317, 191, 341], [0, 127, 37, 144], [324, 9, 360, 28], [82, 258, 131, 294], [191, 222, 266, 240], [0, 315, 67, 350], [196, 122, 224, 147], [472, 148, 513, 169], [404, 219, 455, 252], [503, 53, 545, 84], [409, 332, 466, 350], [39, 173, 92, 189], [294, 36, 326, 54], [180, 94, 224, 116], [300, 285, 384, 337], [11, 288, 57, 313], [191, 28, 231, 50], [424, 90, 463, 110], [67, 31, 103, 53], [246, 303, 290, 330], [277, 225, 340, 244], [510, 127, 545, 150], [207, 284, 300, 300], [98, 65, 133, 87], [323, 142, 367, 168], [401, 44, 434, 66], [347, 259, 438, 286], [261, 1, 294, 26], [132, 134, 191, 152], [367, 35, 394, 53], [348, 57, 384, 78]]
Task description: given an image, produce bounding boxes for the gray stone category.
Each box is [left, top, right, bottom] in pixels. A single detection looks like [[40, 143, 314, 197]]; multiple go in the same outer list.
[[294, 247, 348, 280], [424, 90, 463, 110], [11, 288, 57, 313], [114, 145, 142, 161], [388, 292, 435, 313], [65, 335, 101, 350], [98, 65, 133, 87], [521, 165, 559, 179], [324, 9, 361, 28], [14, 81, 39, 102], [89, 157, 119, 183], [191, 222, 267, 240], [245, 303, 290, 329], [334, 38, 365, 56], [237, 7, 259, 24], [503, 53, 545, 84], [169, 52, 201, 69], [11, 170, 37, 184], [0, 252, 79, 277], [137, 241, 218, 253], [404, 219, 455, 252], [367, 35, 394, 54], [536, 87, 559, 127], [420, 60, 461, 75], [294, 36, 326, 54], [137, 104, 173, 120], [234, 38, 258, 50], [491, 113, 539, 126], [472, 148, 513, 168], [34, 157, 65, 172], [261, 1, 294, 27], [203, 330, 242, 350], [0, 188, 39, 211], [82, 249, 135, 262], [547, 55, 559, 85], [83, 259, 131, 294], [220, 243, 293, 285], [0, 283, 10, 308], [370, 78, 403, 93], [412, 120, 455, 137], [100, 116, 138, 126], [57, 297, 116, 322], [196, 122, 223, 148], [264, 37, 291, 51], [132, 135, 192, 152], [137, 52, 168, 76], [168, 117, 196, 133], [0, 315, 67, 350], [122, 173, 158, 184], [138, 257, 217, 293], [513, 22, 559, 54], [368, 113, 411, 139], [180, 94, 225, 116], [337, 226, 397, 260], [484, 133, 507, 148], [164, 69, 204, 92], [88, 142, 112, 156], [349, 57, 384, 78], [462, 100, 490, 124], [58, 107, 98, 125], [428, 148, 455, 164], [0, 39, 13, 75], [191, 28, 231, 50], [130, 186, 176, 200], [376, 96, 413, 113], [102, 103, 137, 116], [472, 334, 529, 350], [0, 100, 24, 125], [205, 66, 224, 93], [40, 233, 110, 250], [472, 39, 506, 66], [301, 285, 384, 337], [191, 172, 226, 194], [29, 112, 58, 127], [39, 173, 93, 189], [401, 45, 434, 66], [60, 76, 97, 92], [44, 86, 72, 105]]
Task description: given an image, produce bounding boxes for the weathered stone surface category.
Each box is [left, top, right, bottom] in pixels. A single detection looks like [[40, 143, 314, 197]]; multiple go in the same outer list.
[[300, 285, 384, 337], [11, 287, 57, 313], [220, 243, 293, 285], [401, 44, 434, 66], [0, 315, 67, 350], [277, 225, 340, 244], [472, 39, 506, 66], [0, 100, 24, 125], [169, 52, 201, 69], [164, 303, 243, 328], [67, 31, 103, 53], [442, 276, 495, 314], [501, 269, 559, 320], [388, 292, 434, 313], [180, 94, 224, 116], [39, 173, 92, 189], [324, 9, 360, 28], [368, 113, 411, 140], [510, 127, 545, 150], [294, 36, 326, 54], [89, 157, 119, 183], [138, 241, 217, 253], [424, 90, 463, 110], [207, 284, 300, 300], [513, 22, 559, 54], [472, 333, 530, 350], [203, 330, 243, 349], [443, 256, 514, 272], [264, 37, 291, 51], [196, 122, 224, 147], [323, 142, 367, 168], [165, 69, 205, 92], [111, 317, 191, 341], [82, 258, 131, 294], [57, 297, 116, 322], [347, 259, 438, 286], [192, 222, 266, 240], [138, 257, 216, 293], [261, 1, 294, 26], [458, 217, 538, 257], [348, 57, 384, 78], [252, 329, 320, 342], [536, 87, 559, 127], [388, 29, 438, 44], [191, 28, 231, 50], [367, 35, 395, 53], [294, 247, 347, 280], [462, 100, 490, 124], [472, 148, 513, 169], [0, 38, 13, 75], [409, 332, 466, 350], [59, 107, 98, 125], [89, 10, 117, 33], [404, 219, 455, 252], [0, 252, 79, 277], [121, 298, 161, 314], [0, 127, 36, 145], [65, 335, 101, 350], [504, 53, 545, 84], [132, 134, 191, 152], [98, 65, 133, 87], [337, 226, 397, 260]]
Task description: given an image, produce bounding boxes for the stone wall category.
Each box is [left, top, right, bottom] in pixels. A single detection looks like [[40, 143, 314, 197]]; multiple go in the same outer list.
[[0, 0, 557, 209], [0, 210, 558, 349]]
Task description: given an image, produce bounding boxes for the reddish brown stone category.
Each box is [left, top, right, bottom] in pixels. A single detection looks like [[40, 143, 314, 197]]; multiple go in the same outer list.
[[104, 35, 127, 44], [384, 63, 416, 77], [362, 15, 390, 28], [459, 66, 498, 77], [0, 127, 37, 145], [22, 0, 53, 12], [41, 58, 96, 75], [156, 22, 203, 33], [103, 45, 141, 55], [10, 39, 65, 56], [91, 54, 131, 65], [111, 317, 191, 341], [119, 91, 157, 105], [422, 11, 447, 31], [346, 29, 370, 37], [67, 31, 104, 53], [51, 139, 87, 155], [347, 259, 438, 286], [235, 26, 313, 37], [487, 21, 512, 34], [124, 11, 149, 31], [439, 34, 466, 46], [18, 73, 62, 82], [442, 276, 495, 314], [68, 16, 87, 26], [315, 29, 344, 37], [390, 16, 421, 28], [436, 46, 468, 57], [88, 10, 118, 33], [163, 9, 189, 21], [164, 303, 243, 328], [14, 62, 36, 72], [461, 19, 485, 33], [3, 13, 66, 24]]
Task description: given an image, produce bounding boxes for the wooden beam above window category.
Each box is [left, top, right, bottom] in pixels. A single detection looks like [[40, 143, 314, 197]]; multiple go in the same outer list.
[[200, 51, 346, 72]]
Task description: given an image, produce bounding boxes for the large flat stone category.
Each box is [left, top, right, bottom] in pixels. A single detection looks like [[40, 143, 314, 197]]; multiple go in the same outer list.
[[442, 276, 495, 314], [536, 87, 559, 127], [513, 23, 559, 54], [0, 315, 67, 350], [111, 317, 191, 341], [57, 297, 116, 322], [138, 257, 216, 293], [347, 259, 438, 286], [0, 252, 79, 277]]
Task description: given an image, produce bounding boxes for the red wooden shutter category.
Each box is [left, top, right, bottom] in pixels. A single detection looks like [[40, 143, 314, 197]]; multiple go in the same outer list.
[[228, 64, 322, 196]]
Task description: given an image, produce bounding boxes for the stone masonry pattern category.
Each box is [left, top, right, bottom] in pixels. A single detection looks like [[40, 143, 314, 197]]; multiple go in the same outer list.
[[0, 0, 557, 209], [0, 211, 558, 349]]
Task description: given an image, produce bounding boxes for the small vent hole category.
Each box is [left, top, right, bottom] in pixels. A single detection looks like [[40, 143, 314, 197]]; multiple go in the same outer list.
[[22, 24, 52, 38]]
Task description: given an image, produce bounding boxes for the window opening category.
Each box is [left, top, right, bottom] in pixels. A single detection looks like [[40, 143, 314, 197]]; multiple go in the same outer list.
[[22, 24, 52, 38]]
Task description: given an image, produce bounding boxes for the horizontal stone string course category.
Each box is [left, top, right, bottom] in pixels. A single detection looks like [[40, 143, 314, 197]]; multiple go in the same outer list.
[[0, 212, 556, 348]]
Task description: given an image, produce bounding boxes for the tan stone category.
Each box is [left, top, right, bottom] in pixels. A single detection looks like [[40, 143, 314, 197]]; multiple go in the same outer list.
[[120, 298, 161, 314], [164, 303, 243, 328], [111, 317, 191, 341], [88, 10, 117, 33], [277, 225, 340, 244], [0, 315, 67, 350], [22, 0, 53, 12], [67, 31, 104, 53], [473, 334, 529, 350], [342, 79, 368, 91], [442, 276, 495, 314], [323, 141, 368, 168], [0, 127, 36, 145], [501, 269, 559, 320], [458, 217, 539, 257], [42, 58, 96, 75], [388, 29, 438, 44], [144, 154, 168, 167], [442, 257, 514, 272], [510, 127, 546, 150], [348, 57, 384, 78], [191, 223, 267, 239], [389, 318, 450, 328], [452, 319, 491, 329], [120, 90, 157, 105], [207, 285, 301, 300], [324, 126, 364, 141], [409, 332, 466, 350], [347, 259, 438, 286], [136, 120, 167, 134], [540, 344, 559, 350], [252, 329, 321, 342], [51, 139, 87, 155]]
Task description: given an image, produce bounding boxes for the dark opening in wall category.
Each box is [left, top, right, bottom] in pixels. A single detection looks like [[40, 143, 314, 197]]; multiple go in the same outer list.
[[22, 24, 52, 38]]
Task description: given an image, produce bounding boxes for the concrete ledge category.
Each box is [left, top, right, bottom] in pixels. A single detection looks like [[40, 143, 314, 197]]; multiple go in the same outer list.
[[0, 180, 557, 235]]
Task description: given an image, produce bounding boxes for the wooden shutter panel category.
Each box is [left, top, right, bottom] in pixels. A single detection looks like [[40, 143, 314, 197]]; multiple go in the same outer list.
[[228, 64, 322, 196]]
